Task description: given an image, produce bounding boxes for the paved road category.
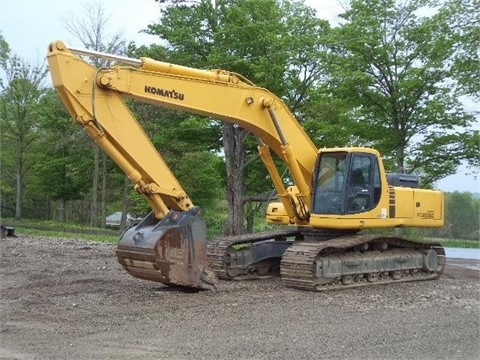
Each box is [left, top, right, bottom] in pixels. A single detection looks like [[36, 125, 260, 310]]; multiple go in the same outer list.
[[445, 247, 480, 260]]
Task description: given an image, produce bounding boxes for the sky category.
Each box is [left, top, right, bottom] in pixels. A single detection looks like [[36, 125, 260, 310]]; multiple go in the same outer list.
[[0, 0, 478, 193]]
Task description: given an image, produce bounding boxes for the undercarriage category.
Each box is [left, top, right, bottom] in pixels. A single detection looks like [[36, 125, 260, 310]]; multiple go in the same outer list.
[[207, 229, 445, 291], [114, 211, 445, 292]]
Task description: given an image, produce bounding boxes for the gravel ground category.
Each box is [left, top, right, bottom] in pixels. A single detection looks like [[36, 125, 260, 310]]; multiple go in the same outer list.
[[1, 234, 479, 360]]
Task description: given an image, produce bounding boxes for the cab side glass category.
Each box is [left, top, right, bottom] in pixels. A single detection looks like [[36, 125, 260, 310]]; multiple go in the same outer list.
[[345, 154, 381, 214]]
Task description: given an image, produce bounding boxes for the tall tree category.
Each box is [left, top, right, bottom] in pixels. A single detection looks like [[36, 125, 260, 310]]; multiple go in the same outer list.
[[124, 94, 225, 229], [63, 3, 127, 227], [0, 33, 10, 82], [0, 33, 12, 218], [326, 0, 478, 186], [147, 0, 329, 234], [442, 0, 480, 177], [444, 0, 480, 100], [445, 192, 479, 239], [33, 89, 92, 222], [0, 38, 48, 219]]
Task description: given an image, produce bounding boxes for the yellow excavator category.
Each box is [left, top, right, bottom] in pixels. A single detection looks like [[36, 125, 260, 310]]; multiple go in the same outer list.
[[47, 41, 445, 291]]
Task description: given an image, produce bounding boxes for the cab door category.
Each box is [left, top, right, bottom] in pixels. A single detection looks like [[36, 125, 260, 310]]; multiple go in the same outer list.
[[344, 154, 380, 214]]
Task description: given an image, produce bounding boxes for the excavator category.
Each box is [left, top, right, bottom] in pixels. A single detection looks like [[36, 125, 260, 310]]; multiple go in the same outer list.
[[47, 40, 445, 292]]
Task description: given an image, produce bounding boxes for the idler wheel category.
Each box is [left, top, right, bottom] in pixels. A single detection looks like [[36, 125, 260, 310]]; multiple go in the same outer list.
[[422, 249, 438, 272]]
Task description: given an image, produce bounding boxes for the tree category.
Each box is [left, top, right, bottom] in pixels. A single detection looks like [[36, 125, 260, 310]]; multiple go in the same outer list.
[[63, 3, 127, 227], [33, 89, 92, 222], [124, 94, 225, 231], [444, 0, 480, 100], [0, 37, 48, 219], [445, 192, 479, 239], [0, 33, 10, 85], [326, 0, 478, 186], [63, 4, 126, 64], [146, 0, 329, 234]]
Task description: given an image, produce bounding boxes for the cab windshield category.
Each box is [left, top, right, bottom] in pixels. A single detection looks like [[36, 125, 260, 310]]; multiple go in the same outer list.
[[312, 152, 381, 215]]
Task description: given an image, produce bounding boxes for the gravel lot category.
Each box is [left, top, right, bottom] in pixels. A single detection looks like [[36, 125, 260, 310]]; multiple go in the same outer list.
[[1, 234, 479, 360]]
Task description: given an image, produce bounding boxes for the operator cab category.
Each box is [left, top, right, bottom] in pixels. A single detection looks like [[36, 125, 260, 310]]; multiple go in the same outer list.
[[312, 150, 382, 215]]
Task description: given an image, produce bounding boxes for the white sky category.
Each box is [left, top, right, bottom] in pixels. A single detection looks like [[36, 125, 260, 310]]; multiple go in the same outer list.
[[0, 0, 478, 193], [0, 0, 344, 59]]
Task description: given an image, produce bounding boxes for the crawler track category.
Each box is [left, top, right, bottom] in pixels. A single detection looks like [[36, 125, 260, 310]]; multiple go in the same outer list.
[[281, 234, 446, 291], [207, 229, 301, 279]]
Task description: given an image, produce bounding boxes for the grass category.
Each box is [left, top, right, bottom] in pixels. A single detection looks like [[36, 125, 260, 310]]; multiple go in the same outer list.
[[424, 238, 480, 249], [17, 227, 119, 244], [3, 218, 479, 249], [2, 218, 120, 244]]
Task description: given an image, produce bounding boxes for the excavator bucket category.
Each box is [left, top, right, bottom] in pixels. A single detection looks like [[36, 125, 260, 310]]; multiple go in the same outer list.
[[116, 208, 217, 291]]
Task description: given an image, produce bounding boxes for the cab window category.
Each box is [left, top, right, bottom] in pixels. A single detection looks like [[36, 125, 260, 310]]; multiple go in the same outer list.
[[313, 152, 381, 215], [313, 152, 348, 214]]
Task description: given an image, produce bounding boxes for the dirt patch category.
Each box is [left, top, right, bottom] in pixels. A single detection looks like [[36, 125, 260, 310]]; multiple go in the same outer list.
[[1, 234, 479, 360]]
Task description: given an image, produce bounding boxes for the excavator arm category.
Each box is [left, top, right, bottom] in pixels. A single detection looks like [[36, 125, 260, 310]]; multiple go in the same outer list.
[[47, 41, 318, 290]]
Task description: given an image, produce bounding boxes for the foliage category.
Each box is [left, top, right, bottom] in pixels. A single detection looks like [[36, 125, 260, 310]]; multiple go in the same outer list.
[[144, 0, 331, 234], [302, 87, 359, 148], [0, 41, 48, 219], [150, 114, 225, 213], [62, 2, 128, 227], [0, 1, 477, 243], [33, 89, 92, 203], [442, 0, 480, 100], [444, 191, 479, 239], [0, 33, 10, 87], [124, 96, 226, 222], [325, 0, 478, 186]]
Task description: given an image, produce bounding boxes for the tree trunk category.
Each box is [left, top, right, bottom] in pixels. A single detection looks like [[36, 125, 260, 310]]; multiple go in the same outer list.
[[395, 143, 405, 238], [101, 152, 107, 228], [90, 145, 99, 227], [58, 198, 66, 222], [245, 202, 263, 234], [15, 156, 22, 220], [222, 123, 247, 235], [120, 175, 130, 231], [245, 206, 254, 234], [396, 143, 405, 174]]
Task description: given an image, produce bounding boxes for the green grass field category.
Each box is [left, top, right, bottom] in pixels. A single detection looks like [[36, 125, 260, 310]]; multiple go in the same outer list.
[[16, 227, 119, 243], [424, 238, 479, 249], [3, 218, 479, 248]]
